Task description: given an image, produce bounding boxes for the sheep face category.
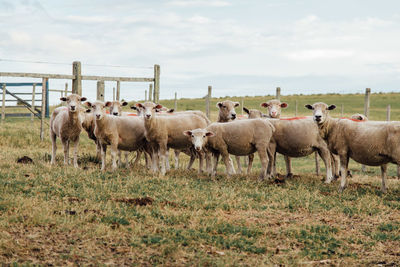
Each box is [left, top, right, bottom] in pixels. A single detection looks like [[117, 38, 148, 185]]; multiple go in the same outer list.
[[305, 102, 336, 124], [243, 107, 264, 119], [109, 101, 128, 116], [135, 102, 162, 120], [60, 94, 87, 113], [217, 100, 239, 121], [350, 113, 368, 121], [260, 99, 287, 118], [88, 101, 111, 121], [183, 129, 214, 152]]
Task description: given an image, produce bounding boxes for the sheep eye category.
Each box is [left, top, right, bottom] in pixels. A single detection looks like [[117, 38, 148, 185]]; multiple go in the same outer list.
[[203, 135, 206, 138], [191, 135, 194, 138]]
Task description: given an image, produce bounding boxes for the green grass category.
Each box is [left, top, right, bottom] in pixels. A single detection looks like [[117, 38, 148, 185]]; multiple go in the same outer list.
[[0, 93, 399, 265]]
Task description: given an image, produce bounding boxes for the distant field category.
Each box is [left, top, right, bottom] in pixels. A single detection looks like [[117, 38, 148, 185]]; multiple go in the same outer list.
[[0, 92, 399, 265]]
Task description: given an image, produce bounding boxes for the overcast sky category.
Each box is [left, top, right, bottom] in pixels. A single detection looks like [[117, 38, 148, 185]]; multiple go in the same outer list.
[[1, 0, 400, 104]]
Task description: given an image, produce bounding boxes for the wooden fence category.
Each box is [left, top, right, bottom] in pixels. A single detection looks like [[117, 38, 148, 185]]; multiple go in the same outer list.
[[0, 61, 160, 140]]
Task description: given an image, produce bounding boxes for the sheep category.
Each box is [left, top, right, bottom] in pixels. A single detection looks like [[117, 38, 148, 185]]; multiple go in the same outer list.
[[216, 100, 245, 173], [135, 102, 210, 175], [305, 102, 400, 192], [80, 107, 102, 160], [183, 119, 275, 180], [108, 100, 128, 116], [260, 99, 288, 118], [86, 101, 149, 171], [50, 94, 87, 167], [350, 113, 368, 121], [243, 107, 334, 181]]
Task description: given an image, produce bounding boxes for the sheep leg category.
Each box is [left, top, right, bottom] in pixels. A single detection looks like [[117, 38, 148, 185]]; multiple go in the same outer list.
[[318, 148, 334, 183], [235, 156, 242, 174], [267, 146, 274, 179], [124, 151, 130, 168], [339, 154, 349, 192], [212, 153, 220, 177], [206, 151, 212, 174], [165, 149, 170, 171], [117, 150, 122, 167], [150, 146, 159, 173], [284, 155, 293, 178], [247, 154, 254, 175], [198, 151, 204, 174], [332, 153, 340, 179], [50, 132, 57, 165], [101, 144, 107, 171], [95, 140, 102, 160], [72, 137, 79, 168], [257, 145, 269, 180], [222, 152, 235, 177], [187, 153, 196, 170], [62, 139, 69, 165], [174, 150, 180, 169], [159, 144, 167, 175], [133, 150, 141, 167], [110, 144, 118, 171], [381, 164, 388, 193]]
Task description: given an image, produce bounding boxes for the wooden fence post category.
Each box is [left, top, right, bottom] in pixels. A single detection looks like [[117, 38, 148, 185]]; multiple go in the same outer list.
[[72, 61, 82, 95], [295, 100, 298, 116], [241, 98, 244, 115], [31, 83, 36, 122], [64, 83, 68, 97], [145, 90, 148, 101], [154, 64, 160, 103], [362, 88, 371, 172], [276, 87, 281, 100], [206, 85, 212, 118], [174, 92, 177, 111], [1, 84, 5, 123], [149, 84, 153, 102], [113, 87, 115, 101], [116, 81, 120, 101], [40, 78, 48, 141], [387, 104, 391, 121], [97, 81, 105, 101]]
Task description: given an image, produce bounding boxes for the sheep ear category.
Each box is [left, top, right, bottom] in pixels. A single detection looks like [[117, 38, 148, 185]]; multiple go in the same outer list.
[[183, 130, 192, 136], [281, 102, 288, 108], [135, 103, 144, 108], [105, 101, 112, 107], [60, 97, 67, 102], [168, 109, 174, 113], [80, 97, 87, 102], [155, 104, 163, 110], [216, 102, 222, 108], [328, 105, 336, 110], [83, 101, 92, 107], [305, 104, 314, 110], [130, 106, 137, 110], [234, 102, 240, 107], [160, 107, 168, 111], [243, 107, 250, 114], [121, 101, 128, 106], [206, 131, 215, 137], [260, 102, 269, 108]]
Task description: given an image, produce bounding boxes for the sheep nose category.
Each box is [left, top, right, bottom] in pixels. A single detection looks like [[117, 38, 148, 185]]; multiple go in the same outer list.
[[146, 114, 151, 119], [113, 112, 118, 116], [231, 114, 236, 119], [195, 146, 201, 152], [70, 106, 76, 111], [96, 114, 101, 119], [315, 115, 322, 121]]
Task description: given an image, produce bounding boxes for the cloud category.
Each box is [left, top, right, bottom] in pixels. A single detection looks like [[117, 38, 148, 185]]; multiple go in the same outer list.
[[168, 0, 231, 7]]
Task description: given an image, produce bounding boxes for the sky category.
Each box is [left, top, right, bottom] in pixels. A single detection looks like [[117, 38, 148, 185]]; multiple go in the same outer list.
[[1, 0, 400, 104]]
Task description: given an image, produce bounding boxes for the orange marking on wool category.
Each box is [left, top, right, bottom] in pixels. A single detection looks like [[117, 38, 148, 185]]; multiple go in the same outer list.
[[279, 116, 308, 121]]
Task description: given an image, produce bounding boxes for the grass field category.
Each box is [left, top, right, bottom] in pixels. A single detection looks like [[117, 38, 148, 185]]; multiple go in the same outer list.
[[0, 93, 400, 265]]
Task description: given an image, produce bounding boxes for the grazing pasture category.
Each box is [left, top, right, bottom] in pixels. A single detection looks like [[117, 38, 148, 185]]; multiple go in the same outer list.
[[0, 93, 400, 265]]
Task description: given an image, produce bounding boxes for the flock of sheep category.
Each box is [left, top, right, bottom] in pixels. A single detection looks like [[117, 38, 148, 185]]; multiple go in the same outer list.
[[49, 94, 399, 193]]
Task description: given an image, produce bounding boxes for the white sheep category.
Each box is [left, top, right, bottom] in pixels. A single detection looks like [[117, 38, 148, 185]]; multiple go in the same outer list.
[[183, 119, 275, 180], [87, 101, 150, 171], [135, 102, 209, 175], [306, 102, 400, 192], [50, 94, 87, 167]]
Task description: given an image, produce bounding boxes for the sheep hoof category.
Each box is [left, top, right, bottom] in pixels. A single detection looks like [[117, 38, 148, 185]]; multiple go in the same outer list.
[[285, 173, 293, 179], [338, 186, 345, 193]]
